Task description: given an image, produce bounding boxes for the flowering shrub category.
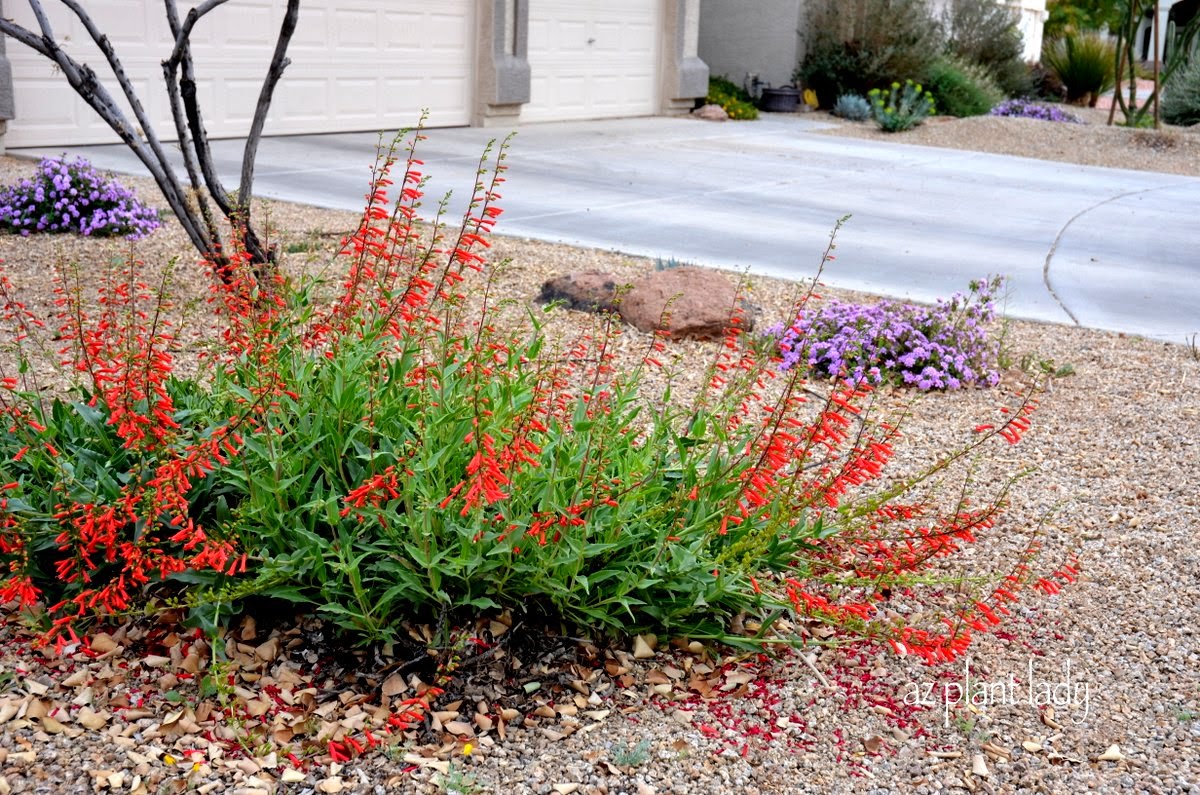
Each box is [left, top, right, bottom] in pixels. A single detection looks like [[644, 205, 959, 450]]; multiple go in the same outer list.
[[707, 76, 759, 120], [767, 277, 1004, 390], [868, 80, 937, 132], [990, 98, 1084, 123], [0, 156, 160, 239], [0, 132, 1074, 668]]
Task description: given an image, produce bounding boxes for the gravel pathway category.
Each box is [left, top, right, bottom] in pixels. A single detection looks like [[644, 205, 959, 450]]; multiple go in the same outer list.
[[0, 112, 1197, 795]]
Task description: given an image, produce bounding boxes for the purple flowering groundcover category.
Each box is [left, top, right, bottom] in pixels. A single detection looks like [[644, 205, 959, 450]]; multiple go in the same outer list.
[[0, 156, 160, 240], [766, 277, 1004, 391]]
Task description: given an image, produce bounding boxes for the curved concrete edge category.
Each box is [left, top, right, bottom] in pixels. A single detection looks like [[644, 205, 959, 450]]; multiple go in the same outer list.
[[1045, 184, 1200, 342]]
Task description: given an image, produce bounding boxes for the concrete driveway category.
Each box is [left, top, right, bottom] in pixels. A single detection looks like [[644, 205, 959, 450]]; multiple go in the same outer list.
[[15, 114, 1199, 342]]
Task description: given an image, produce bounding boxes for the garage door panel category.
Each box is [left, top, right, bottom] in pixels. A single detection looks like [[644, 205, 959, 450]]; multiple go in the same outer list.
[[275, 79, 330, 123], [5, 0, 473, 147], [430, 13, 471, 49], [593, 22, 624, 52], [14, 78, 76, 127], [290, 8, 330, 50], [223, 79, 267, 125], [335, 80, 379, 118], [524, 0, 660, 123], [335, 10, 378, 49], [223, 5, 277, 47], [98, 3, 150, 44], [425, 77, 471, 115], [383, 13, 426, 50], [382, 77, 423, 116]]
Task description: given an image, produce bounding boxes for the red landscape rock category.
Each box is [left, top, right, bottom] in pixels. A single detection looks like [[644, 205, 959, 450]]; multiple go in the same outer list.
[[619, 266, 752, 341]]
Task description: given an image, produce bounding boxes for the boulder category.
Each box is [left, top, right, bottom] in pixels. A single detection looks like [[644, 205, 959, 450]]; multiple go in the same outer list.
[[692, 103, 729, 121], [539, 270, 620, 313], [619, 266, 753, 341]]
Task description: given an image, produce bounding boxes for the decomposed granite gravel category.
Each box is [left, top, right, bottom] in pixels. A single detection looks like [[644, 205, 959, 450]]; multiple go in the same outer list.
[[0, 112, 1197, 795]]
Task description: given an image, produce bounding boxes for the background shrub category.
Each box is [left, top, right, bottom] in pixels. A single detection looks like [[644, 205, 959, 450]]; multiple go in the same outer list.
[[797, 0, 943, 107], [1024, 61, 1069, 101], [925, 56, 1004, 116], [832, 93, 873, 121], [0, 156, 160, 239], [1043, 31, 1117, 106], [1163, 58, 1200, 126], [707, 75, 759, 119], [1044, 0, 1124, 41], [942, 0, 1031, 97]]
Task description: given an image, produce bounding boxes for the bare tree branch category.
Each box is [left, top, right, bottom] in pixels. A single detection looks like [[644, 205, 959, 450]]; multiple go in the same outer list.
[[164, 0, 236, 222], [0, 19, 53, 59], [163, 0, 229, 71], [238, 0, 299, 218], [0, 0, 295, 283], [162, 0, 224, 257]]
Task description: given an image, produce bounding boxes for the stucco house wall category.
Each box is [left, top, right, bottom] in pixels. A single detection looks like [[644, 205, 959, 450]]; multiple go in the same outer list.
[[697, 0, 805, 93]]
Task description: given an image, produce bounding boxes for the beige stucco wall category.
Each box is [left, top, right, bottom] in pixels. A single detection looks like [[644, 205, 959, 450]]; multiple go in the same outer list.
[[698, 0, 805, 92]]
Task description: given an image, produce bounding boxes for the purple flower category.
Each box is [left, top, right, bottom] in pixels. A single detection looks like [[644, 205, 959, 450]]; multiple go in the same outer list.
[[769, 276, 1005, 391], [0, 156, 160, 240], [990, 99, 1084, 124]]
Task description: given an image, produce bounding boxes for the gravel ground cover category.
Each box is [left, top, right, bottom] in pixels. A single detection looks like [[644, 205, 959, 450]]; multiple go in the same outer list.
[[0, 112, 1198, 795], [807, 106, 1200, 177]]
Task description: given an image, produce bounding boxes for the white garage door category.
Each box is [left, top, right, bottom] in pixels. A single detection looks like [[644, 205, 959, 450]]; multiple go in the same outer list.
[[523, 1, 660, 123], [3, 1, 474, 148]]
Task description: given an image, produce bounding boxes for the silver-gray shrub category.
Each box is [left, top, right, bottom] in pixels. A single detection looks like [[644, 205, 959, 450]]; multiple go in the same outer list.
[[832, 94, 873, 121], [1163, 58, 1200, 126]]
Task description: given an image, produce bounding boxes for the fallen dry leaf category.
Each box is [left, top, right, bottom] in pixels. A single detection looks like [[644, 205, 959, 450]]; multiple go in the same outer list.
[[645, 670, 671, 686], [980, 741, 1011, 761], [39, 716, 66, 734], [381, 673, 406, 697], [88, 634, 119, 655], [76, 708, 109, 730], [402, 753, 449, 774], [443, 720, 474, 736], [60, 670, 89, 688], [255, 637, 280, 662], [316, 776, 344, 794]]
